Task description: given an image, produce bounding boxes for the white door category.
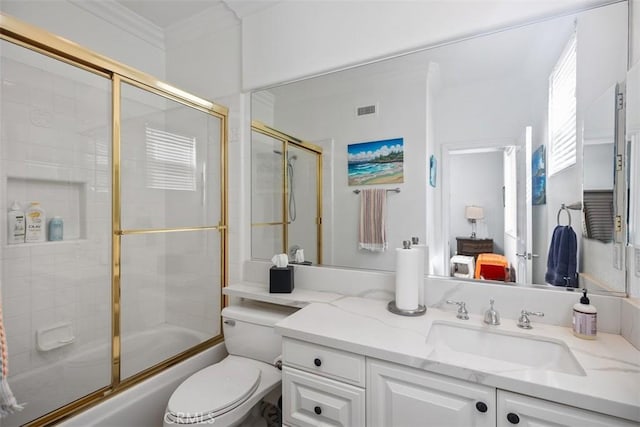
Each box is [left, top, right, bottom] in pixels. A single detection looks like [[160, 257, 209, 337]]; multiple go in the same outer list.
[[503, 145, 519, 281], [367, 359, 495, 427], [504, 127, 534, 284]]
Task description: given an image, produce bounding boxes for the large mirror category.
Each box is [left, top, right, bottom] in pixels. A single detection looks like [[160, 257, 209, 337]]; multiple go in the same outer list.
[[251, 1, 629, 295]]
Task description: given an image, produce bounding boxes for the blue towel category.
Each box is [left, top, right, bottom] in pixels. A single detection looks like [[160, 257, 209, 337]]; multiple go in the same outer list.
[[545, 225, 578, 287]]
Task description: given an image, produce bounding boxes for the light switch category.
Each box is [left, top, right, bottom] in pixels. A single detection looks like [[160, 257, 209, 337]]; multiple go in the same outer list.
[[635, 247, 640, 278]]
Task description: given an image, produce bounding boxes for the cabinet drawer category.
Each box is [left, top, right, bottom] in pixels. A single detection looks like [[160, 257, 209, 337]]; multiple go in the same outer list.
[[497, 390, 638, 427], [283, 366, 365, 427], [283, 338, 366, 387]]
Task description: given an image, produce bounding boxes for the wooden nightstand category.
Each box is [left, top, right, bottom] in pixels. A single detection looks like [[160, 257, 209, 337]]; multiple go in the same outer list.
[[456, 237, 493, 258]]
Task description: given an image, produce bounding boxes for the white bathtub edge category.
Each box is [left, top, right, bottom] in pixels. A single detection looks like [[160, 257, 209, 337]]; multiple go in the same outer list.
[[58, 342, 227, 427]]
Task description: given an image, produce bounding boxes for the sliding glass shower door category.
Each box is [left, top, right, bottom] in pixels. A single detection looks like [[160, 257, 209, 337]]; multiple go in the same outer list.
[[118, 81, 223, 380], [0, 39, 113, 426], [251, 122, 322, 264], [0, 13, 228, 425]]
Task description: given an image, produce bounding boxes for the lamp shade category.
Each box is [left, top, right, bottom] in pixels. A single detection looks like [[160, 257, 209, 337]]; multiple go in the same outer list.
[[465, 205, 484, 220]]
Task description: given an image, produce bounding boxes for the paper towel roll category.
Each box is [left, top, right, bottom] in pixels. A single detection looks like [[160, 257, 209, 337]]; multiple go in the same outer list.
[[413, 244, 427, 306], [395, 247, 420, 310]]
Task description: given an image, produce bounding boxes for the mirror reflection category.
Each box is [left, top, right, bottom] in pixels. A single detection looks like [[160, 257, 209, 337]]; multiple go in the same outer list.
[[251, 2, 628, 294]]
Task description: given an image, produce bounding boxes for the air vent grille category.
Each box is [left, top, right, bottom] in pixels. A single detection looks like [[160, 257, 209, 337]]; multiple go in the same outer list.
[[356, 104, 377, 116]]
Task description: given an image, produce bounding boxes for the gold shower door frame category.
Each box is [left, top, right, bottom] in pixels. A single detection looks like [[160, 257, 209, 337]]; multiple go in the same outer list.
[[251, 121, 323, 264], [0, 13, 228, 426]]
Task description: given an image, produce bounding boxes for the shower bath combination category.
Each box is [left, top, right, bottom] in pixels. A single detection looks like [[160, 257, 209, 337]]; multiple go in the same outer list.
[[274, 149, 297, 223]]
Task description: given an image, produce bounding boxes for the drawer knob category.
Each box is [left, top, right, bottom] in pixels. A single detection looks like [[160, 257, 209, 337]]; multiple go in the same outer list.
[[314, 358, 322, 367], [314, 406, 322, 415], [475, 401, 488, 413], [507, 412, 520, 424]]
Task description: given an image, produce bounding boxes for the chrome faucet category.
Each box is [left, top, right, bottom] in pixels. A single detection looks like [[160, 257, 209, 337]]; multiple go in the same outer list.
[[446, 300, 469, 320], [483, 299, 500, 325], [517, 310, 544, 329]]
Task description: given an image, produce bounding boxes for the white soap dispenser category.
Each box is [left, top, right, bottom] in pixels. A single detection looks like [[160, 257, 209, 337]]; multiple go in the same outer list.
[[572, 289, 597, 340]]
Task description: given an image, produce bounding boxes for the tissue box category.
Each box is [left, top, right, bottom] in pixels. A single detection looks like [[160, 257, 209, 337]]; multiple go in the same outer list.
[[269, 266, 294, 293]]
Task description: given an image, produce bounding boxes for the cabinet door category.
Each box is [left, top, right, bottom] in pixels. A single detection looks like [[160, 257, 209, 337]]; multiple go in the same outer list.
[[497, 390, 638, 427], [283, 366, 365, 427], [367, 359, 495, 427]]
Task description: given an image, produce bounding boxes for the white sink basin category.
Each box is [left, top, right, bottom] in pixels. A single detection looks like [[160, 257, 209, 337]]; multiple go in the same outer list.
[[426, 321, 586, 376]]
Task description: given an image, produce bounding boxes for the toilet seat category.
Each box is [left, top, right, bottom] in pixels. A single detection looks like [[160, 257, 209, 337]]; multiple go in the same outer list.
[[165, 357, 261, 424]]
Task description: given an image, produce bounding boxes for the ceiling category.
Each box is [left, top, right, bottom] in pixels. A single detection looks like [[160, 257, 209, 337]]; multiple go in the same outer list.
[[116, 0, 278, 28]]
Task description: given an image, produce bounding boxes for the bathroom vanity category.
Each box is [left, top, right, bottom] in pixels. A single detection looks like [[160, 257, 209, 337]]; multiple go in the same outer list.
[[273, 297, 640, 427]]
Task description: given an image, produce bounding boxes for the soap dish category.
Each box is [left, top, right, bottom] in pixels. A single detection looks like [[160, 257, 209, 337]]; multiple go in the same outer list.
[[387, 300, 426, 317]]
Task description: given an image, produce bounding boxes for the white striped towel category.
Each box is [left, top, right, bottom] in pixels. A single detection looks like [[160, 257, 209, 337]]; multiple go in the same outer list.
[[358, 188, 388, 252], [0, 288, 23, 418]]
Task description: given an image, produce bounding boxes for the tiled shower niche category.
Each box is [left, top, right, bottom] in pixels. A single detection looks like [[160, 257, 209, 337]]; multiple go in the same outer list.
[[6, 177, 87, 243]]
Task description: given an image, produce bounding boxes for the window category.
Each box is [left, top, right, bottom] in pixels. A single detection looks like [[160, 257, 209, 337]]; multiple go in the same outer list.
[[548, 32, 577, 176], [145, 126, 196, 191]]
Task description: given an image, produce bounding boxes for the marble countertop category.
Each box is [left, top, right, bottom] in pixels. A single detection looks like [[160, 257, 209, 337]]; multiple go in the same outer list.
[[275, 296, 640, 422]]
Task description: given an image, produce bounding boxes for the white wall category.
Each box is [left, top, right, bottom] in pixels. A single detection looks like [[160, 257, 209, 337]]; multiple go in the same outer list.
[[271, 70, 428, 271], [1, 0, 166, 80], [241, 0, 611, 89]]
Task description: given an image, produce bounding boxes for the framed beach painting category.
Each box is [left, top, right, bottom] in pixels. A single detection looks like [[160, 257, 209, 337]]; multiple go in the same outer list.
[[347, 138, 404, 186]]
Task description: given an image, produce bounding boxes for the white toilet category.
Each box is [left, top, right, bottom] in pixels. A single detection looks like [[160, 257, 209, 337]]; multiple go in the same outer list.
[[163, 301, 296, 426]]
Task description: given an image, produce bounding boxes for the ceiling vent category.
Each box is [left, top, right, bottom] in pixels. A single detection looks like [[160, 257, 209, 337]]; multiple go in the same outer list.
[[356, 104, 377, 117]]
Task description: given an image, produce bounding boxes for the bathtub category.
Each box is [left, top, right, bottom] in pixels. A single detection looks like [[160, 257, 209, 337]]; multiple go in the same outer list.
[[3, 324, 223, 427]]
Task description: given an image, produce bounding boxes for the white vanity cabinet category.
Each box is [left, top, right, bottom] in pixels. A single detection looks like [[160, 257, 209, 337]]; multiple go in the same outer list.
[[367, 358, 496, 427], [496, 390, 638, 427], [282, 338, 366, 426], [367, 358, 637, 427]]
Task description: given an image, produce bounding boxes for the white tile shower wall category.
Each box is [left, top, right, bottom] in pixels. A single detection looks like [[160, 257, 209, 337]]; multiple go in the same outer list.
[[1, 55, 112, 378]]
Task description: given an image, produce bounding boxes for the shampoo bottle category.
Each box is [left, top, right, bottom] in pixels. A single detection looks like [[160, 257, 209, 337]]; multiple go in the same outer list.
[[7, 201, 25, 244], [572, 289, 597, 340], [25, 202, 46, 243]]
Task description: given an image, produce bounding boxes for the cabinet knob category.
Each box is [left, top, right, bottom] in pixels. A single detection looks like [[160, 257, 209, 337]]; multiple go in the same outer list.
[[314, 406, 322, 415], [314, 358, 322, 367], [507, 412, 520, 424], [475, 401, 488, 413]]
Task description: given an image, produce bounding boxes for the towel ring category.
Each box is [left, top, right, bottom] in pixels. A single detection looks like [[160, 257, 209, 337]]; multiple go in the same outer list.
[[557, 204, 572, 226]]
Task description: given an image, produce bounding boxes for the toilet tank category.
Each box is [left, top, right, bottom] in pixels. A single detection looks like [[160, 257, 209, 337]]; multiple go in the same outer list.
[[222, 301, 297, 364]]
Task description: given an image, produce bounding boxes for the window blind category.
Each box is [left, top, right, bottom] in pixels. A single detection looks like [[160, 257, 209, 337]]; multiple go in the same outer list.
[[548, 32, 577, 176], [145, 126, 196, 191]]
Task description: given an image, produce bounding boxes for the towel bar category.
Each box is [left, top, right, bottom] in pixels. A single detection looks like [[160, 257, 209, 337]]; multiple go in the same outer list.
[[353, 188, 400, 194]]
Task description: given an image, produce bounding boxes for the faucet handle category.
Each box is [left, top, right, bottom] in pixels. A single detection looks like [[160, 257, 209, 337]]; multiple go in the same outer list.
[[483, 298, 500, 325], [446, 300, 469, 320], [517, 310, 544, 329]]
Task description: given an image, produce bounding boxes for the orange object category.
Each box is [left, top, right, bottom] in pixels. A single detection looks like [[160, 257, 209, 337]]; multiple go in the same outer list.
[[474, 253, 510, 281]]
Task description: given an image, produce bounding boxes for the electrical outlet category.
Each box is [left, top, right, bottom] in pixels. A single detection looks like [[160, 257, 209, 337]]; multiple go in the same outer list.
[[635, 247, 640, 278]]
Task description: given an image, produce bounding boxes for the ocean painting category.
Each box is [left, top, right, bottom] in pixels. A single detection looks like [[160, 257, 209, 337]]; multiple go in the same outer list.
[[348, 138, 404, 185]]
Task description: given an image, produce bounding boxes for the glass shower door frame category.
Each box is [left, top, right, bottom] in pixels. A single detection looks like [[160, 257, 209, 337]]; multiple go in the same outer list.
[[0, 12, 228, 426], [251, 121, 323, 264]]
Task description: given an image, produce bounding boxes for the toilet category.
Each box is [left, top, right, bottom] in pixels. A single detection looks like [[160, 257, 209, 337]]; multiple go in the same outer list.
[[163, 301, 296, 426]]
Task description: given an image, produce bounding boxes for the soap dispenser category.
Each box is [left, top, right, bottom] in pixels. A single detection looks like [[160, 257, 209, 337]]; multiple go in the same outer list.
[[572, 289, 597, 340]]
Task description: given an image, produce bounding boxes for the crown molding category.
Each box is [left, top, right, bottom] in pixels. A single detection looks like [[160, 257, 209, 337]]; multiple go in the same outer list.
[[165, 2, 239, 47], [223, 1, 281, 19], [69, 0, 164, 49]]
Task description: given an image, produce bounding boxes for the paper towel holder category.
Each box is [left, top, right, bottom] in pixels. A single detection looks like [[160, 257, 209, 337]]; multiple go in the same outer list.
[[387, 301, 426, 316]]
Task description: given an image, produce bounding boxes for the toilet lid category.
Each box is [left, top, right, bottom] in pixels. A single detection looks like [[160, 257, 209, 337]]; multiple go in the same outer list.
[[167, 358, 261, 423]]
